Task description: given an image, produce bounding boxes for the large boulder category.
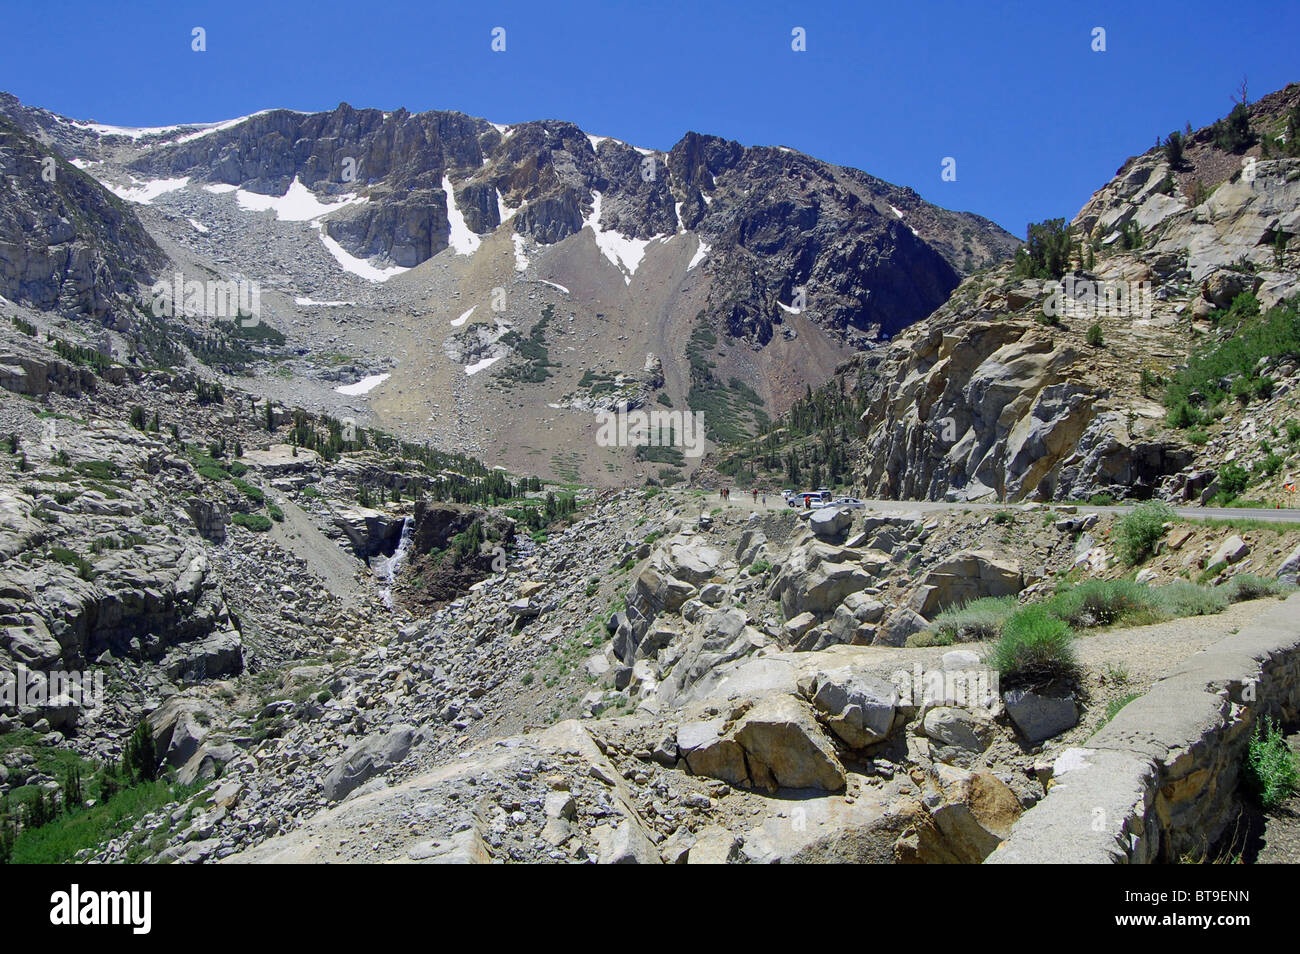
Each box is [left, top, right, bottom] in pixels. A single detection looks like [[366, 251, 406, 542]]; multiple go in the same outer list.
[[596, 819, 662, 865], [807, 668, 898, 748], [1, 613, 62, 668], [1278, 543, 1300, 586], [148, 694, 221, 768], [809, 507, 852, 540], [662, 539, 725, 585], [1209, 535, 1249, 567], [679, 694, 846, 793], [1003, 687, 1078, 743], [873, 608, 929, 647], [731, 694, 847, 793], [322, 724, 420, 801], [907, 550, 1023, 619], [677, 717, 748, 786], [780, 561, 873, 618], [898, 765, 1022, 863]]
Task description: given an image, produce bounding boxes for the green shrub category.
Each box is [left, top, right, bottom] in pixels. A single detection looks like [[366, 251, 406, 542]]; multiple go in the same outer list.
[[1114, 500, 1174, 565], [230, 478, 264, 503], [1012, 218, 1072, 280], [1167, 401, 1203, 429], [1218, 462, 1251, 499], [1212, 102, 1255, 153], [748, 558, 772, 575], [1166, 296, 1299, 415], [1151, 581, 1228, 617], [1163, 130, 1185, 168], [49, 547, 96, 580], [931, 596, 1019, 643], [1220, 574, 1293, 603], [988, 606, 1078, 686], [1086, 323, 1104, 346], [1045, 579, 1151, 627], [267, 504, 285, 522], [232, 513, 272, 532], [1243, 717, 1298, 810]]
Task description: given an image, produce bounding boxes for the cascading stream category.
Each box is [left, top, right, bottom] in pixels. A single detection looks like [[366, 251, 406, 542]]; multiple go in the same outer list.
[[379, 516, 415, 609]]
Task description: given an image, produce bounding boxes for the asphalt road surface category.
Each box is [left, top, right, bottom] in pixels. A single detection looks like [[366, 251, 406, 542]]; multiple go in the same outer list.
[[676, 491, 1300, 524]]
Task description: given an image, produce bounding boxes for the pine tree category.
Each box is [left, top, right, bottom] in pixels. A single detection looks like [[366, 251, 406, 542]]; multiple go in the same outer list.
[[61, 765, 83, 813], [124, 720, 158, 783]]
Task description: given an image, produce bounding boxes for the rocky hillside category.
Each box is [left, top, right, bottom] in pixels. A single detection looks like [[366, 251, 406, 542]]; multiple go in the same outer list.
[[3, 279, 1298, 864], [0, 115, 165, 320], [0, 93, 1016, 485], [706, 84, 1300, 506]]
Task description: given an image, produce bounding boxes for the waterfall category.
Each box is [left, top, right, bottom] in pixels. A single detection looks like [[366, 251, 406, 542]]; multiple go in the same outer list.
[[379, 516, 415, 609]]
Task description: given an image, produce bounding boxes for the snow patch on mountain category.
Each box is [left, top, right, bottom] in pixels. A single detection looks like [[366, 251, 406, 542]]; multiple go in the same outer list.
[[497, 189, 518, 222], [315, 226, 409, 283], [465, 353, 506, 376], [237, 177, 363, 222], [687, 239, 710, 271], [335, 373, 390, 396], [105, 176, 190, 204], [442, 175, 481, 255], [584, 191, 660, 284]]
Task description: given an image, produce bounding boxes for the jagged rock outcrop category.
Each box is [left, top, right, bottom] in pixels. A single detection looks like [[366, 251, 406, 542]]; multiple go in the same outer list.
[[855, 86, 1300, 503], [0, 117, 164, 318]]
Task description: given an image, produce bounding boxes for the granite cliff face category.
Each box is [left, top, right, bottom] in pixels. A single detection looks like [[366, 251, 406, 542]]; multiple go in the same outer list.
[[0, 116, 165, 319], [853, 84, 1300, 503], [0, 93, 1018, 483], [114, 102, 1016, 344]]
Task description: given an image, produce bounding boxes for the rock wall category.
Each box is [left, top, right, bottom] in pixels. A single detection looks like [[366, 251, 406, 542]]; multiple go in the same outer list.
[[988, 593, 1300, 864]]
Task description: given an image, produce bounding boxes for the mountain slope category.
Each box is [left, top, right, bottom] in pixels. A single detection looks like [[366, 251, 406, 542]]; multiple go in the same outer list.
[[0, 115, 165, 321], [0, 94, 1016, 485], [710, 82, 1300, 506]]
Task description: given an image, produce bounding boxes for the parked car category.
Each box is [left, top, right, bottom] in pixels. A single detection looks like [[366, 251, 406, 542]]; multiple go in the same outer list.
[[833, 497, 866, 509], [787, 490, 832, 508]]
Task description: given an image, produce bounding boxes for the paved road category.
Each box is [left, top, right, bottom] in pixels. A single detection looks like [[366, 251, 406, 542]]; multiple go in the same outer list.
[[673, 491, 1300, 524]]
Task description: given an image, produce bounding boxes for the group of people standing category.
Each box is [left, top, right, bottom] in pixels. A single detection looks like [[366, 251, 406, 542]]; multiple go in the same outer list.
[[717, 487, 769, 507]]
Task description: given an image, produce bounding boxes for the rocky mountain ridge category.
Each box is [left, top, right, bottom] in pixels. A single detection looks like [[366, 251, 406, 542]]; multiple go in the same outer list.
[[0, 92, 1017, 485], [798, 84, 1300, 505]]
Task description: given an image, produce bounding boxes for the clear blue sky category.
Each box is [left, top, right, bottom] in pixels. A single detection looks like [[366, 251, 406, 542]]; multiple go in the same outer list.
[[3, 0, 1296, 234]]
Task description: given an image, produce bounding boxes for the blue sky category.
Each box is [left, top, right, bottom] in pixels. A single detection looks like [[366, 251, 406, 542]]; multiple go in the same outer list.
[[3, 0, 1296, 234]]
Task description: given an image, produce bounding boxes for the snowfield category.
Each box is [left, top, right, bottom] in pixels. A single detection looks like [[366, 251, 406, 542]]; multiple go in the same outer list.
[[315, 226, 409, 283], [236, 177, 363, 222], [105, 176, 190, 204], [584, 191, 662, 284], [442, 176, 481, 255], [334, 373, 390, 396]]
